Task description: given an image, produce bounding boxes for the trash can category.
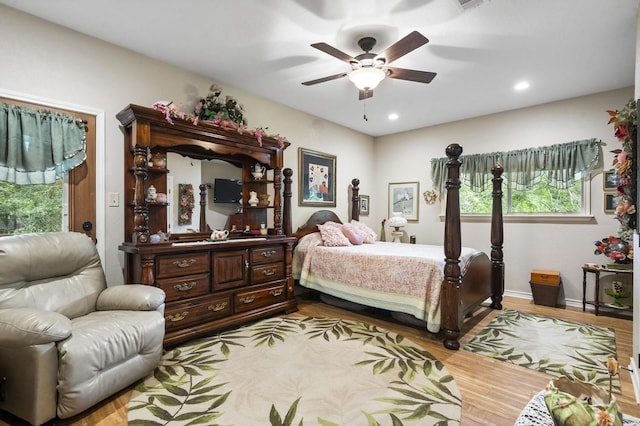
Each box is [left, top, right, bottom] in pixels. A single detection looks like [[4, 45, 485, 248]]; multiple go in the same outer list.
[[530, 269, 562, 307]]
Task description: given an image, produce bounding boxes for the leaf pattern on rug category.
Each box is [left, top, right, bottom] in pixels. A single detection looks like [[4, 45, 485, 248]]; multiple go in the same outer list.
[[463, 309, 620, 393], [128, 317, 461, 425]]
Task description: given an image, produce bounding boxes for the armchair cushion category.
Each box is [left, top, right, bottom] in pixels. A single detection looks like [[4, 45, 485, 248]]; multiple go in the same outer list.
[[0, 308, 71, 347], [97, 284, 165, 311]]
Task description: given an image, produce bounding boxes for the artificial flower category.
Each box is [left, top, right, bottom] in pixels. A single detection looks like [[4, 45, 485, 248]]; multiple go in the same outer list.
[[594, 235, 633, 264]]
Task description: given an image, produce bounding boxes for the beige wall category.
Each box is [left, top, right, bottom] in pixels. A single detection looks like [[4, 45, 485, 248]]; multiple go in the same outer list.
[[0, 4, 634, 306], [375, 87, 634, 302], [0, 5, 374, 283]]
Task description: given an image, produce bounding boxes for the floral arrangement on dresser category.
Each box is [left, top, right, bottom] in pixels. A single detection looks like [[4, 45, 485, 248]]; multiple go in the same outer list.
[[152, 84, 287, 148], [607, 98, 637, 241]]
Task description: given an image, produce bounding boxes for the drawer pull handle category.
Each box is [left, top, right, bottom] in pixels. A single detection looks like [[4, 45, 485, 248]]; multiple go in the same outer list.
[[240, 296, 255, 304], [173, 259, 196, 268], [167, 312, 189, 322], [174, 281, 196, 292], [262, 269, 276, 276], [270, 289, 283, 297], [261, 250, 277, 258], [208, 302, 228, 312]]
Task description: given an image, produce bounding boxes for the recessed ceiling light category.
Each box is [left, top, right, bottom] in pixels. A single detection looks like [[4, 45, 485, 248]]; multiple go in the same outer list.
[[514, 81, 530, 91], [388, 113, 399, 120]]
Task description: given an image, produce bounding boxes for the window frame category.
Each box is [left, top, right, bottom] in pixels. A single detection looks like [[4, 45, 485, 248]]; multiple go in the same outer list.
[[439, 171, 594, 224]]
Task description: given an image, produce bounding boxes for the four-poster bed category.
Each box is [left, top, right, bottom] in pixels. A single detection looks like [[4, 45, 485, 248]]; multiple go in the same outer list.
[[292, 143, 505, 350]]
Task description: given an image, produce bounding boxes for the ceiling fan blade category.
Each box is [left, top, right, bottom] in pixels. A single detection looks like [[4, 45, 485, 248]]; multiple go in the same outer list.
[[302, 72, 348, 86], [311, 42, 355, 63], [386, 67, 437, 83], [378, 31, 429, 64], [359, 89, 373, 101]]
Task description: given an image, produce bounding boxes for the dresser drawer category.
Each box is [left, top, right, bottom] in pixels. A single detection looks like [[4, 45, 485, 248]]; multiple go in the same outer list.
[[250, 263, 284, 284], [165, 294, 231, 332], [157, 252, 209, 279], [250, 245, 284, 265], [234, 282, 286, 313], [157, 274, 209, 302]]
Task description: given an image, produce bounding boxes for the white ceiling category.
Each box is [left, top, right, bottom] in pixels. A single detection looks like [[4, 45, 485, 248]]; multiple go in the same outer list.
[[1, 0, 638, 136]]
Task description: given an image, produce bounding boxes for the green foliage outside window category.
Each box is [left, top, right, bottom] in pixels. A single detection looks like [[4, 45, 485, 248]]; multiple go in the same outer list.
[[0, 180, 63, 235], [460, 173, 582, 214]]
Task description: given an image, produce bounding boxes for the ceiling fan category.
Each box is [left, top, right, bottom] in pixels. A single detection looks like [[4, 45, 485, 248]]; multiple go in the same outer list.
[[302, 31, 437, 100]]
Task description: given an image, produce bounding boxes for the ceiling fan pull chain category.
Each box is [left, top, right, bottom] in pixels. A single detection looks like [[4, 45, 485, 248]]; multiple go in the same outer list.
[[363, 101, 368, 122]]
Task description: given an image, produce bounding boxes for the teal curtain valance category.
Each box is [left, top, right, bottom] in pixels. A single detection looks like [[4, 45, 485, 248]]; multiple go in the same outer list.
[[431, 139, 600, 192], [0, 103, 87, 185]]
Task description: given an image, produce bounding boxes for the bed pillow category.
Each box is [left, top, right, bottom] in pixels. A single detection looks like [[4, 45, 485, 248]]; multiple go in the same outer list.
[[342, 223, 363, 245], [350, 220, 377, 244], [318, 222, 352, 246]]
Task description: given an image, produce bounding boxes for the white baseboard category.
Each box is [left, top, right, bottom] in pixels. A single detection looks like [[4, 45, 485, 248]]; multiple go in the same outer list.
[[629, 357, 640, 404], [503, 290, 586, 310]]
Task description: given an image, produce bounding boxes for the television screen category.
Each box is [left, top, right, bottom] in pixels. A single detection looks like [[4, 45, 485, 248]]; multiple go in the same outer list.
[[213, 178, 242, 203]]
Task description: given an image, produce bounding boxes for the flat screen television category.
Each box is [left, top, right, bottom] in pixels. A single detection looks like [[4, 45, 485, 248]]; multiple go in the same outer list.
[[213, 178, 242, 203]]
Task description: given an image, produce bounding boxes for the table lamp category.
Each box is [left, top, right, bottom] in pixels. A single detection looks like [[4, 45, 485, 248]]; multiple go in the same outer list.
[[388, 212, 407, 243]]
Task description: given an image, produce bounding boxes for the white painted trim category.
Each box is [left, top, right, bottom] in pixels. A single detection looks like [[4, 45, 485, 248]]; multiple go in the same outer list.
[[0, 88, 106, 264], [629, 357, 640, 404]]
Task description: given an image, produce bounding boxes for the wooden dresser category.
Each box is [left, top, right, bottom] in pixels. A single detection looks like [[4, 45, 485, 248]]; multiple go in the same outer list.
[[116, 104, 297, 347], [119, 237, 296, 346]]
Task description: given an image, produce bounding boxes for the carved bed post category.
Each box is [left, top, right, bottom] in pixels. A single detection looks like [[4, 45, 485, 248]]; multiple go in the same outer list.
[[198, 184, 207, 233], [442, 143, 463, 350], [490, 165, 504, 309], [351, 178, 360, 221], [283, 168, 293, 236]]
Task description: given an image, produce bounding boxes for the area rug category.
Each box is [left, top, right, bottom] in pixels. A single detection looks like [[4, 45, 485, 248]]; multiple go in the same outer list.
[[128, 317, 462, 425], [464, 309, 620, 392]]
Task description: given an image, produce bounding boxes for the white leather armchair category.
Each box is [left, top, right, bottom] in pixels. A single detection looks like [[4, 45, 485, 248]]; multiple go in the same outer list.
[[0, 232, 166, 425]]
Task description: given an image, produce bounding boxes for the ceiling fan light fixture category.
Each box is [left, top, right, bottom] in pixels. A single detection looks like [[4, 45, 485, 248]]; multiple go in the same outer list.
[[349, 67, 386, 90]]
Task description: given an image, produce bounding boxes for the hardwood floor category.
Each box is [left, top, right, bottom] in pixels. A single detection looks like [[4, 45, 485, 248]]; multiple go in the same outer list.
[[1, 295, 638, 425]]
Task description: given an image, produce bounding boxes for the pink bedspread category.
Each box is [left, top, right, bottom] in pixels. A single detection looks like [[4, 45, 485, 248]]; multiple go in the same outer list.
[[293, 232, 481, 332]]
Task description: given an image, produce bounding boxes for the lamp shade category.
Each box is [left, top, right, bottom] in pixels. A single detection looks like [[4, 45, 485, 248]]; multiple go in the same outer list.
[[348, 67, 385, 90], [388, 212, 408, 229]]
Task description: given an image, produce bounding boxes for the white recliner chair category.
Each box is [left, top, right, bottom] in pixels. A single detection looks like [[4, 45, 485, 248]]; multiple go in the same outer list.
[[0, 232, 166, 425]]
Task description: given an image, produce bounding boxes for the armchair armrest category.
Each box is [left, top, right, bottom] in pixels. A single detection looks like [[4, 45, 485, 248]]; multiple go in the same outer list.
[[97, 284, 166, 311], [0, 308, 72, 347]]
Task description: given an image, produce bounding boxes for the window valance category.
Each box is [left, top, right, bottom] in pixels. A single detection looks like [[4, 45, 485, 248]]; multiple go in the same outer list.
[[0, 103, 87, 185], [431, 139, 600, 192]]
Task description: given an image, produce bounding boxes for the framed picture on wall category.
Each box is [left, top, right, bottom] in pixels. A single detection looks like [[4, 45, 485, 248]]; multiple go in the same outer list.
[[298, 148, 336, 207], [603, 170, 618, 191], [604, 193, 619, 214], [388, 181, 419, 221], [359, 195, 370, 216]]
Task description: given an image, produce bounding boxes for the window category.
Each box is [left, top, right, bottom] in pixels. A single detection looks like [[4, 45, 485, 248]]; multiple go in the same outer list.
[[431, 139, 599, 220], [0, 96, 96, 238], [459, 171, 586, 215], [0, 180, 64, 235]]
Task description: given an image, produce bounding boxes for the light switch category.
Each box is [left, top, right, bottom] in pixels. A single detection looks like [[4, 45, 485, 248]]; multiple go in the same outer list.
[[108, 192, 119, 207]]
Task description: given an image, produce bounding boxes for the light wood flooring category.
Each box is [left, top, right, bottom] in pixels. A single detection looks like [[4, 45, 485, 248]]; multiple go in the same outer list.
[[1, 295, 638, 425]]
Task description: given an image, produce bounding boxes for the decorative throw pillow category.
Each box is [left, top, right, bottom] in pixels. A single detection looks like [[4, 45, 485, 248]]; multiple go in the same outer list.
[[350, 220, 377, 244], [342, 223, 363, 245], [544, 378, 622, 426], [318, 222, 352, 246]]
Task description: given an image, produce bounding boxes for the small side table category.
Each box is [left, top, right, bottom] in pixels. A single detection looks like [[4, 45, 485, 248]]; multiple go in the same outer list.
[[582, 265, 633, 316]]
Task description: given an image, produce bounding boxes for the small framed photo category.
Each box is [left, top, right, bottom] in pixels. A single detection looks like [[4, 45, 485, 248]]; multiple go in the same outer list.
[[298, 148, 336, 207], [603, 170, 618, 191], [359, 195, 370, 216], [388, 182, 419, 221], [604, 193, 619, 214]]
